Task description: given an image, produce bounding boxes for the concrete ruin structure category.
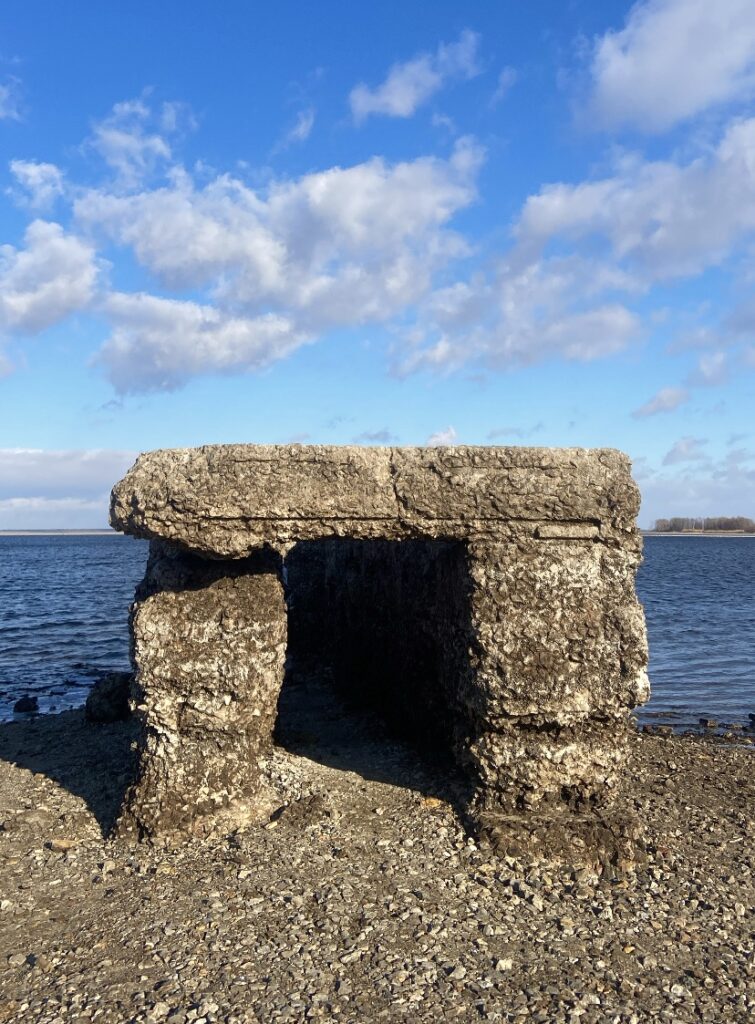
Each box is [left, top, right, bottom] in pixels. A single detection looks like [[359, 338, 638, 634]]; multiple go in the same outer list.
[[110, 444, 650, 861]]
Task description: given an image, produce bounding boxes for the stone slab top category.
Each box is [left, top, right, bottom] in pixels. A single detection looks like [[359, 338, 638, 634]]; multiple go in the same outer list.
[[110, 444, 641, 557]]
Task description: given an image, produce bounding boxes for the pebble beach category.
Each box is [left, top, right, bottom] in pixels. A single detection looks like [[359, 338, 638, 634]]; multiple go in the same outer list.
[[0, 684, 752, 1024]]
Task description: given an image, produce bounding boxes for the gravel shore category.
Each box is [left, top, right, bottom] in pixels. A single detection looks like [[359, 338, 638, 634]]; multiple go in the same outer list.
[[0, 681, 753, 1024]]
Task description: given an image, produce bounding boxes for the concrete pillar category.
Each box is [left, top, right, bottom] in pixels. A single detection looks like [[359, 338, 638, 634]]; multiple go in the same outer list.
[[116, 542, 287, 839]]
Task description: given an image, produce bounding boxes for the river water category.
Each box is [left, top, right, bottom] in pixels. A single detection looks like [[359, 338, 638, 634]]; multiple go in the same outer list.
[[0, 534, 753, 727]]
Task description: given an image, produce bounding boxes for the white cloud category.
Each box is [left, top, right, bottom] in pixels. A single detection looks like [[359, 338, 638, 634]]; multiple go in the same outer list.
[[686, 350, 728, 387], [662, 436, 709, 465], [516, 119, 755, 281], [350, 30, 480, 122], [9, 160, 65, 209], [0, 77, 21, 120], [0, 220, 98, 334], [400, 255, 641, 374], [282, 107, 315, 146], [588, 0, 755, 133], [0, 448, 136, 500], [88, 97, 175, 187], [73, 137, 482, 389], [632, 386, 689, 418], [490, 66, 517, 107], [396, 116, 755, 376], [427, 425, 457, 446], [97, 292, 309, 393]]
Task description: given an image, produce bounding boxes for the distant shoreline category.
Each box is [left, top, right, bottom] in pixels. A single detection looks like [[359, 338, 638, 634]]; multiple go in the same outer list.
[[2, 529, 754, 539], [0, 529, 120, 537], [642, 531, 755, 537]]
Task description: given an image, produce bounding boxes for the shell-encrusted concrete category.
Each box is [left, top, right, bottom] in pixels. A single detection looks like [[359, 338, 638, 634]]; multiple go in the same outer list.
[[111, 444, 649, 860]]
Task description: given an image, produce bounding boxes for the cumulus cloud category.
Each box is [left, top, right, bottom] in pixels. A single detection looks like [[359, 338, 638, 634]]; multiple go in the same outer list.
[[0, 220, 98, 334], [399, 255, 641, 374], [350, 30, 480, 122], [516, 119, 755, 281], [427, 425, 457, 446], [632, 386, 689, 418], [9, 160, 65, 209], [97, 292, 309, 393], [662, 436, 709, 465], [73, 136, 482, 390], [588, 0, 755, 133]]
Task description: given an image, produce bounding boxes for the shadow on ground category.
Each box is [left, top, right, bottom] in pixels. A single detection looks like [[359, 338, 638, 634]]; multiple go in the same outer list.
[[274, 670, 474, 820], [0, 670, 474, 839], [0, 710, 139, 837]]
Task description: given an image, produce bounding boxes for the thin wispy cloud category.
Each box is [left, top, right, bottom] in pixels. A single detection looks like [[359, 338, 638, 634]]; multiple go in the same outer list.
[[275, 107, 315, 151], [350, 30, 480, 122], [487, 421, 543, 440], [0, 76, 21, 120], [490, 66, 517, 107], [352, 428, 398, 444], [427, 425, 457, 446], [662, 437, 709, 466], [632, 387, 689, 418]]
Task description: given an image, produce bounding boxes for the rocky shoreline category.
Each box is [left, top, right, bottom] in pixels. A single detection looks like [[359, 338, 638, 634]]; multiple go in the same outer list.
[[0, 690, 753, 1024]]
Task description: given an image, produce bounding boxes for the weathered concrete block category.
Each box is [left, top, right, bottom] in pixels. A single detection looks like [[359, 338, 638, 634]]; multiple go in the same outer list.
[[117, 543, 286, 838], [111, 444, 649, 859]]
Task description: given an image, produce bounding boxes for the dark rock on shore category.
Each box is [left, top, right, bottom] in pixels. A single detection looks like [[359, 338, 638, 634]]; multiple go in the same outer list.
[[12, 695, 38, 714], [85, 672, 132, 723]]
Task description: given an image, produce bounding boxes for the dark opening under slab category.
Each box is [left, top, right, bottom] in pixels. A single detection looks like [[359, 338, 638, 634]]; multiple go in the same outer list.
[[275, 538, 479, 800]]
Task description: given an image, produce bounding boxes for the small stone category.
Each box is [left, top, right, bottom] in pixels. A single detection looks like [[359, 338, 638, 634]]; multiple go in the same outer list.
[[13, 695, 38, 714], [7, 953, 26, 967], [495, 958, 513, 972], [48, 838, 77, 852], [447, 965, 467, 981]]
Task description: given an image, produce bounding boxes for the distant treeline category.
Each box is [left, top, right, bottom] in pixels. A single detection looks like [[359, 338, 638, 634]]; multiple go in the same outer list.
[[653, 517, 755, 533]]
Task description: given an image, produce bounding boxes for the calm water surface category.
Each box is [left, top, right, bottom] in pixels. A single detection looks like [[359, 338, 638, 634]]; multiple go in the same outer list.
[[0, 534, 753, 726]]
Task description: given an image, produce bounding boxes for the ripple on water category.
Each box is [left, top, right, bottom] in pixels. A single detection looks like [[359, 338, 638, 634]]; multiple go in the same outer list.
[[0, 533, 753, 727]]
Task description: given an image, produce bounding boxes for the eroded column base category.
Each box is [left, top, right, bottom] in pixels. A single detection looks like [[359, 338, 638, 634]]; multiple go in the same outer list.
[[115, 542, 287, 841], [476, 806, 645, 873]]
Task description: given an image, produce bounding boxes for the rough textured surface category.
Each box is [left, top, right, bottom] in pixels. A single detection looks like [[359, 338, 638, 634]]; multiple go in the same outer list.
[[118, 543, 286, 839], [0, 710, 753, 1024], [110, 444, 640, 556], [110, 444, 649, 852], [85, 672, 132, 724]]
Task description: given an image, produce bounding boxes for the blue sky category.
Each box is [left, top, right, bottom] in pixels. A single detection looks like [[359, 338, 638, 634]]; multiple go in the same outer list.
[[1, 0, 754, 529]]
